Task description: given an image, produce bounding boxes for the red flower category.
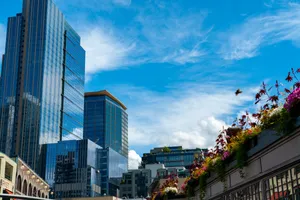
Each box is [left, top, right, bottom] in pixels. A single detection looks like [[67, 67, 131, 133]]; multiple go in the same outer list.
[[295, 82, 300, 88], [232, 123, 236, 127], [268, 95, 279, 102], [255, 93, 261, 100], [285, 88, 291, 93], [242, 115, 246, 119], [285, 72, 293, 82], [263, 104, 269, 109], [249, 122, 256, 127], [297, 68, 300, 73], [275, 80, 279, 88], [259, 89, 266, 95]]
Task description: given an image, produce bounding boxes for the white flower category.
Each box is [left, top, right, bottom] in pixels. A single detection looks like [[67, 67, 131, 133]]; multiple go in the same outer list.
[[269, 106, 283, 117], [164, 187, 178, 194]]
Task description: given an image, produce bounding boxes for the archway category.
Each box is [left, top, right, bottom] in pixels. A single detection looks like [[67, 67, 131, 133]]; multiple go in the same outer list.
[[28, 184, 32, 196], [22, 180, 28, 195], [38, 190, 41, 197], [33, 187, 37, 196], [17, 175, 22, 191], [42, 193, 44, 198]]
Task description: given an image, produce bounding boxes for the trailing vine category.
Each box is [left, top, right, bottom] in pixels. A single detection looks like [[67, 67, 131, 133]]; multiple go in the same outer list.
[[199, 173, 208, 200]]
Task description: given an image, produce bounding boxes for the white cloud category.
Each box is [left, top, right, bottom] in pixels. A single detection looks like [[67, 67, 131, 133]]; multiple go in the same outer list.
[[221, 3, 300, 60], [65, 2, 210, 75], [0, 24, 6, 57], [112, 84, 255, 150], [80, 27, 137, 73], [128, 150, 141, 169]]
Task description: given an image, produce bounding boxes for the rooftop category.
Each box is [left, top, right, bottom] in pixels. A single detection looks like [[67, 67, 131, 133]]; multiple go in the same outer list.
[[85, 90, 127, 110]]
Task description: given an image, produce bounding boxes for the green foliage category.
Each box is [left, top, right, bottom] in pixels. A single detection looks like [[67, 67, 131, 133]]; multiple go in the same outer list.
[[214, 158, 226, 182], [275, 108, 296, 135], [163, 147, 171, 153], [235, 143, 248, 169], [199, 173, 208, 200]]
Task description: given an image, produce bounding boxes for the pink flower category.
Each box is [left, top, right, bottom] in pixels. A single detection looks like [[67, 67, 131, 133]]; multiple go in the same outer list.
[[202, 166, 207, 171], [222, 151, 230, 161], [284, 87, 300, 111]]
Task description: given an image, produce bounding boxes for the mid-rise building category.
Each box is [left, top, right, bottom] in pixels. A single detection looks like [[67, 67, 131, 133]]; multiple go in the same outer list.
[[13, 156, 50, 198], [84, 90, 128, 158], [141, 146, 207, 169], [120, 169, 151, 199], [0, 152, 17, 196], [0, 0, 85, 171], [41, 139, 101, 199]]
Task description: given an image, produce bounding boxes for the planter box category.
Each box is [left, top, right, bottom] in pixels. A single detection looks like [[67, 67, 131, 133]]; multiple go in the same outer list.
[[248, 129, 281, 157]]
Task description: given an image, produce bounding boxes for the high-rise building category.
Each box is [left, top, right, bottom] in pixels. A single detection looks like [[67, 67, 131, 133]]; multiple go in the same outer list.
[[0, 0, 85, 171], [84, 90, 128, 158], [141, 146, 208, 169]]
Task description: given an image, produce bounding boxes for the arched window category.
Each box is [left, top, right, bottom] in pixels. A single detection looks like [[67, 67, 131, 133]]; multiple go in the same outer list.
[[45, 195, 48, 199], [42, 193, 44, 198], [17, 175, 22, 191], [28, 184, 32, 196], [38, 190, 41, 197], [22, 180, 28, 195], [33, 187, 37, 196]]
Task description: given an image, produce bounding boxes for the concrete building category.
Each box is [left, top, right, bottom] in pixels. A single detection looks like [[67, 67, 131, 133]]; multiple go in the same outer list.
[[193, 128, 300, 200], [120, 169, 151, 198], [145, 164, 165, 182], [0, 152, 17, 196], [13, 157, 50, 198]]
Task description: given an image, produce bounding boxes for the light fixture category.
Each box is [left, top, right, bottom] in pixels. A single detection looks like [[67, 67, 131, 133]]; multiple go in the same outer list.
[[48, 189, 51, 192], [40, 182, 44, 186], [50, 192, 54, 195], [26, 170, 30, 175], [36, 179, 40, 183], [20, 165, 25, 170], [44, 186, 48, 189], [31, 175, 36, 179]]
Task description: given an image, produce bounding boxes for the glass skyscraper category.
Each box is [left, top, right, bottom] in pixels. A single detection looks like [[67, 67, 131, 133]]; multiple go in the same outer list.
[[0, 0, 85, 171], [84, 90, 128, 158]]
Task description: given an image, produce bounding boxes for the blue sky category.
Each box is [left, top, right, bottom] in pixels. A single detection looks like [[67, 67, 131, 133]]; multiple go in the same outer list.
[[0, 0, 299, 168]]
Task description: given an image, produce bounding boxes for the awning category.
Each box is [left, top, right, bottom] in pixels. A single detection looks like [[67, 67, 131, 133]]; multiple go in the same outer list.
[[270, 191, 287, 200], [5, 189, 13, 194]]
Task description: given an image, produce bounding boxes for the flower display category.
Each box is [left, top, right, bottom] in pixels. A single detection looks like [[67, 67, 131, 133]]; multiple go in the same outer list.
[[180, 68, 300, 200]]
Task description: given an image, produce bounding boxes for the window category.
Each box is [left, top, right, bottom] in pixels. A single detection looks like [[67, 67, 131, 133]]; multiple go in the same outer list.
[[5, 162, 13, 181]]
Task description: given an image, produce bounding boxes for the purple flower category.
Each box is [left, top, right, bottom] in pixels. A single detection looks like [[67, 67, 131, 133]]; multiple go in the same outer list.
[[284, 87, 300, 111], [222, 151, 230, 161]]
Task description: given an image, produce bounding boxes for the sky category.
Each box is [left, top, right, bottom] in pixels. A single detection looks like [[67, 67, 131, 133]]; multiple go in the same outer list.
[[0, 0, 299, 169]]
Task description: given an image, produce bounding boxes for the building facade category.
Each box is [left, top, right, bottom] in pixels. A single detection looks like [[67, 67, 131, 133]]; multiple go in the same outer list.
[[120, 169, 151, 199], [41, 139, 101, 199], [13, 156, 50, 198], [0, 152, 17, 196], [97, 147, 128, 196], [142, 146, 207, 169], [84, 90, 128, 158], [0, 0, 85, 171]]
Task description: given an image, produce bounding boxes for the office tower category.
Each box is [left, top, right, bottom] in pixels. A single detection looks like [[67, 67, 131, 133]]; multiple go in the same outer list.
[[41, 139, 101, 198], [84, 90, 128, 158], [141, 146, 208, 168], [0, 0, 85, 171]]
